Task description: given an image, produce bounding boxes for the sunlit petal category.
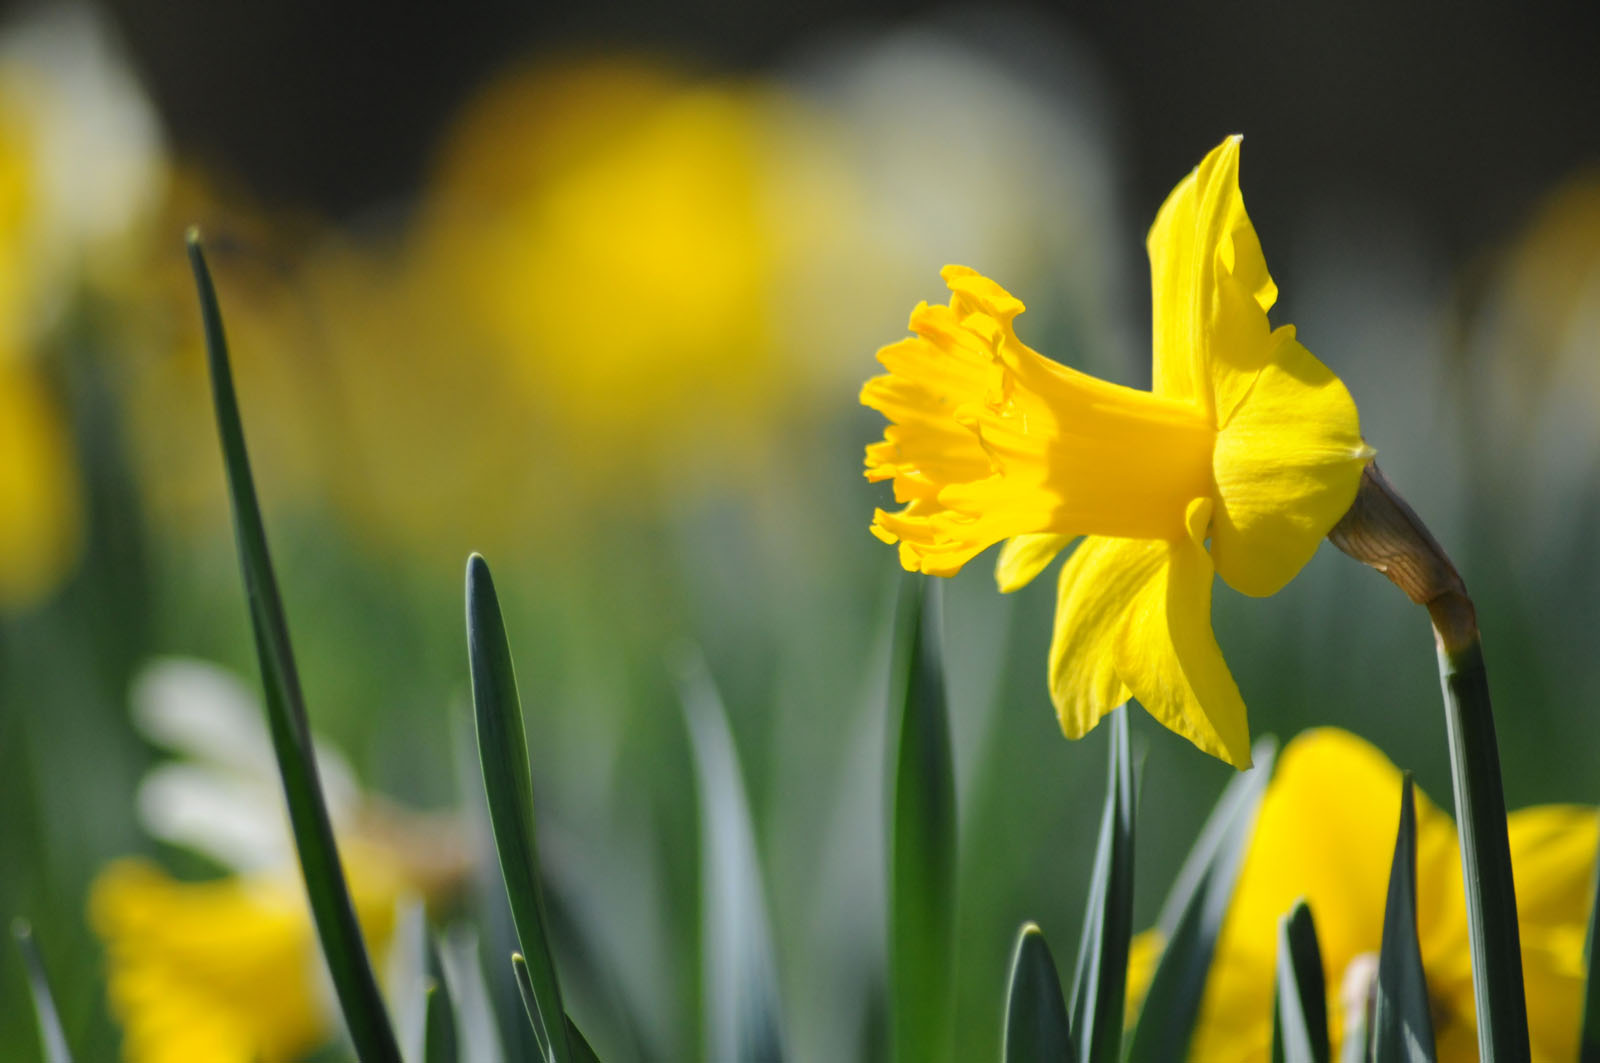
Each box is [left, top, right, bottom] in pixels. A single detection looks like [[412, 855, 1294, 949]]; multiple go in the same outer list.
[[1048, 498, 1250, 768]]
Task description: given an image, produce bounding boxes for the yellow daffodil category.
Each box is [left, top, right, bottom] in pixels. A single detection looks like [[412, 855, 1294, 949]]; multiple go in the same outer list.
[[0, 6, 166, 607], [415, 62, 789, 488], [1127, 729, 1598, 1061], [90, 659, 471, 1062], [861, 137, 1373, 766], [89, 847, 403, 1063]]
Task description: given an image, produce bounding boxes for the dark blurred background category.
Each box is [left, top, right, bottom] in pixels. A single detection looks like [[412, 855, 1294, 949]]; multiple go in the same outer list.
[[101, 1, 1600, 260]]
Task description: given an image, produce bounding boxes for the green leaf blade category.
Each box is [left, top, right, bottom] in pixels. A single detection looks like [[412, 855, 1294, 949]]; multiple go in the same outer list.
[[186, 232, 400, 1063], [1003, 922, 1076, 1063], [1271, 901, 1329, 1063], [888, 576, 957, 1063], [465, 554, 571, 1063], [1126, 738, 1277, 1063], [513, 954, 603, 1063], [1580, 829, 1600, 1061], [679, 655, 786, 1062], [1371, 774, 1437, 1063], [1069, 705, 1134, 1063], [12, 920, 73, 1063]]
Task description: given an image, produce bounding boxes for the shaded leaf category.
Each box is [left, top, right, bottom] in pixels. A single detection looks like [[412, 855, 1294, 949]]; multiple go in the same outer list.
[[1370, 774, 1436, 1063], [466, 554, 571, 1063], [1126, 738, 1277, 1062], [513, 953, 602, 1063], [888, 576, 957, 1063], [1272, 900, 1329, 1063], [1580, 828, 1600, 1062], [1003, 922, 1076, 1063], [187, 231, 400, 1062], [12, 921, 72, 1063], [1069, 706, 1134, 1063], [679, 653, 786, 1061]]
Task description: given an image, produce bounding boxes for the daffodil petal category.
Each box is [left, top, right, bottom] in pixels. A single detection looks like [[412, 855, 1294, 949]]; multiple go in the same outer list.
[[1147, 135, 1276, 412], [1048, 498, 1251, 769], [1503, 806, 1599, 1063], [995, 533, 1074, 592], [1193, 729, 1459, 1061], [1210, 326, 1373, 597]]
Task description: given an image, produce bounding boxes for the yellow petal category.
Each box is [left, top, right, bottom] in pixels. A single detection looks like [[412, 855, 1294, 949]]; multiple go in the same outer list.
[[863, 266, 1213, 576], [1507, 806, 1599, 1063], [1047, 497, 1250, 768], [995, 533, 1074, 592], [1148, 136, 1371, 597], [1146, 135, 1276, 413], [1210, 325, 1373, 597], [0, 359, 81, 608], [1193, 729, 1460, 1061]]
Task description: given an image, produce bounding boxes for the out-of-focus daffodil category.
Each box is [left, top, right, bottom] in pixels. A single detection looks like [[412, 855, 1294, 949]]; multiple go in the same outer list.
[[89, 659, 470, 1062], [1127, 729, 1598, 1061], [90, 848, 403, 1063], [862, 137, 1372, 767], [0, 5, 166, 607], [415, 62, 826, 490], [0, 355, 79, 605]]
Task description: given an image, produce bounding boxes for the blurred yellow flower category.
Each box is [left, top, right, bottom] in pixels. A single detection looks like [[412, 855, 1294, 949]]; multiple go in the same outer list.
[[0, 5, 166, 607], [861, 137, 1372, 767], [1128, 729, 1598, 1061], [0, 356, 79, 606], [0, 104, 78, 609], [89, 659, 471, 1062], [90, 846, 403, 1063], [415, 62, 824, 490]]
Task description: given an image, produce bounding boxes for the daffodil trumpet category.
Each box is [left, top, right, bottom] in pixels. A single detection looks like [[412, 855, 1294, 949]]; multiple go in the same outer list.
[[1328, 462, 1528, 1059]]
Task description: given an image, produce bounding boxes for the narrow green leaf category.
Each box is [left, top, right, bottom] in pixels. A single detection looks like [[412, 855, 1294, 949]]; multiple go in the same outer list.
[[465, 554, 571, 1063], [1003, 922, 1076, 1063], [1371, 774, 1437, 1063], [513, 954, 602, 1063], [1580, 830, 1600, 1061], [424, 982, 459, 1063], [12, 921, 72, 1063], [1271, 901, 1329, 1063], [186, 231, 401, 1062], [1435, 637, 1528, 1059], [423, 938, 460, 1063], [1069, 706, 1134, 1063], [1126, 738, 1277, 1062], [888, 575, 957, 1063], [679, 654, 786, 1061]]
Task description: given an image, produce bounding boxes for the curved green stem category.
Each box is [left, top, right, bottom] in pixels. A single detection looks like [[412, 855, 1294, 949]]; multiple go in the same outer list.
[[1329, 463, 1527, 1060]]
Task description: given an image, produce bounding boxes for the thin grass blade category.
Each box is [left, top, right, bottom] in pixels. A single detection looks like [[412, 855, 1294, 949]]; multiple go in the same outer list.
[[887, 575, 957, 1063], [1271, 901, 1329, 1063], [1126, 738, 1277, 1062], [186, 231, 401, 1062], [513, 954, 602, 1063], [12, 921, 72, 1063], [679, 653, 786, 1061], [466, 554, 571, 1063], [1371, 774, 1436, 1063], [1003, 922, 1076, 1063], [1069, 706, 1134, 1063]]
